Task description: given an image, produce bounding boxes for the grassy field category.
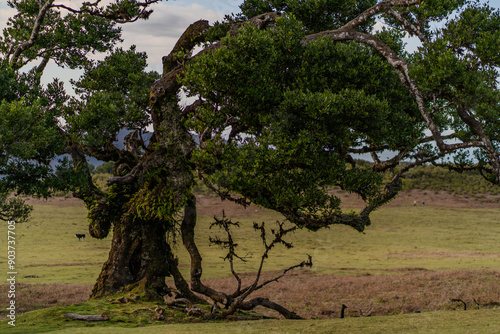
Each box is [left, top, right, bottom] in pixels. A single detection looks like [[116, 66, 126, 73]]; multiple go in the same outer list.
[[0, 194, 499, 333], [4, 201, 499, 283]]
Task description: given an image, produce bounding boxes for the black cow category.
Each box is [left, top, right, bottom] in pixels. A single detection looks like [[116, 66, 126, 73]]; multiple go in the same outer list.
[[75, 233, 85, 241]]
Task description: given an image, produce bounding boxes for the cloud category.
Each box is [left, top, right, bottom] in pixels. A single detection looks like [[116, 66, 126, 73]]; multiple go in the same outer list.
[[119, 3, 231, 70], [1, 1, 236, 71], [0, 7, 15, 32]]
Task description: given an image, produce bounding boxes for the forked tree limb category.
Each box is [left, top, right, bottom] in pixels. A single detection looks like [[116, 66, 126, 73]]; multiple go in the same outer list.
[[341, 0, 421, 31], [386, 7, 428, 42], [10, 0, 55, 65], [180, 208, 311, 319]]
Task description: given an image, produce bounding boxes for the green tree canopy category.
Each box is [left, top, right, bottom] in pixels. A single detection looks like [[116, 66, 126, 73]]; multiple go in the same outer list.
[[183, 14, 421, 230]]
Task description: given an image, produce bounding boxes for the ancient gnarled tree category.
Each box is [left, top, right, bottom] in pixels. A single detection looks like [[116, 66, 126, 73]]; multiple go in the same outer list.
[[1, 0, 499, 319]]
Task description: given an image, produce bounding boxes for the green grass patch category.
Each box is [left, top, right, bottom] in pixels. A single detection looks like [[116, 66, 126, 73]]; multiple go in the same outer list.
[[2, 308, 499, 334], [403, 165, 500, 197], [0, 296, 201, 333], [1, 204, 110, 285], [2, 202, 499, 285], [1, 196, 499, 333], [174, 206, 500, 279]]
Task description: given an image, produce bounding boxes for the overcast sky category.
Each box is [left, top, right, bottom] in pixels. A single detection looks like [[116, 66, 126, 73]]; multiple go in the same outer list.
[[0, 0, 240, 88], [118, 0, 240, 73], [1, 0, 499, 88]]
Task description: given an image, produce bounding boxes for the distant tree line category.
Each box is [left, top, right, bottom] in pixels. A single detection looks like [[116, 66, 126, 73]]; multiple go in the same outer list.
[[90, 161, 114, 175], [402, 165, 500, 197]]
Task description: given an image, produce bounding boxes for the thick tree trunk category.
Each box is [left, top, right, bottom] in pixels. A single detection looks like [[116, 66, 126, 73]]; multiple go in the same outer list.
[[90, 215, 173, 299]]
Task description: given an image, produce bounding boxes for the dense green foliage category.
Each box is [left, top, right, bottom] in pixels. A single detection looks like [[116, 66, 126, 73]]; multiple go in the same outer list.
[[182, 0, 500, 231], [0, 1, 147, 196], [184, 10, 422, 230], [2, 0, 499, 226], [0, 192, 32, 222], [0, 1, 162, 228], [92, 162, 500, 198], [239, 0, 377, 33], [67, 46, 158, 149], [93, 161, 114, 175]]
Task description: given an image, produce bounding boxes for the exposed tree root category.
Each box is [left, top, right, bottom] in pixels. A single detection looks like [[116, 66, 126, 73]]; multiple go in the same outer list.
[[238, 297, 303, 319], [165, 296, 302, 320]]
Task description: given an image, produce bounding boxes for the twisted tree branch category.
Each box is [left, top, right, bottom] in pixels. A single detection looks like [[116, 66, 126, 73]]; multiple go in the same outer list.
[[11, 0, 55, 66]]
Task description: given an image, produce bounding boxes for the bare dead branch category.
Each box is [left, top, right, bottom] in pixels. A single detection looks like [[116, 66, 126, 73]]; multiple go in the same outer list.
[[53, 0, 160, 23], [237, 221, 300, 299], [253, 255, 312, 291], [451, 298, 467, 310], [209, 212, 247, 294]]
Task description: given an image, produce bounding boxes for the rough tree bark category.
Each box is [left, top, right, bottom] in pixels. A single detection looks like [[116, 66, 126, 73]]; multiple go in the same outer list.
[[87, 20, 209, 300], [87, 105, 196, 299], [90, 215, 173, 299], [88, 13, 291, 301]]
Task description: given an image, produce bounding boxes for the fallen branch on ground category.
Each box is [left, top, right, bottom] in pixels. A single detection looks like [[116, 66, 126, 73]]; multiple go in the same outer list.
[[63, 313, 109, 321], [165, 298, 211, 318]]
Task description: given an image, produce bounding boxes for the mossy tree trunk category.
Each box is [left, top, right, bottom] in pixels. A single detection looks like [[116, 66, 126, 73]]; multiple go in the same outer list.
[[82, 20, 210, 300], [87, 102, 196, 299], [90, 215, 174, 299]]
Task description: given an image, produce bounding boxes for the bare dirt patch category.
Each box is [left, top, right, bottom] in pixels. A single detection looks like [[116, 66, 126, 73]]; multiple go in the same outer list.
[[386, 251, 500, 259], [194, 189, 500, 218], [203, 269, 500, 319], [0, 283, 92, 317], [2, 269, 499, 319]]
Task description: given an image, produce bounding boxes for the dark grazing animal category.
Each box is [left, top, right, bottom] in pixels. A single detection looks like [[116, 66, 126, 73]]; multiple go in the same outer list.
[[75, 234, 85, 241]]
